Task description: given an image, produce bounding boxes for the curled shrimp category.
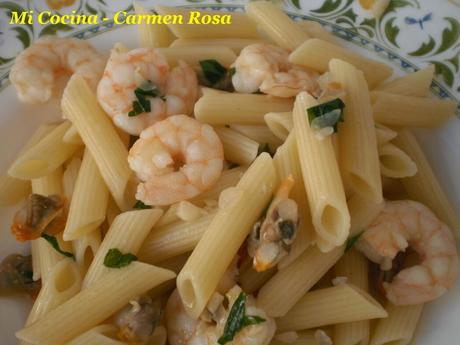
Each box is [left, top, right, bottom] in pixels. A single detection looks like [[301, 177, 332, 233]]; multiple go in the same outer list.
[[10, 37, 105, 104], [248, 175, 299, 272], [97, 46, 199, 135], [231, 44, 320, 98], [128, 115, 224, 206], [165, 287, 276, 345], [356, 200, 459, 305]]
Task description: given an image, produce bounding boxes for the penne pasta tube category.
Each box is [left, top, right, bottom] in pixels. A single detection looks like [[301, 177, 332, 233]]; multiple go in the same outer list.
[[238, 260, 277, 294], [0, 124, 56, 205], [158, 46, 237, 68], [393, 129, 460, 236], [375, 123, 397, 146], [297, 20, 338, 44], [370, 303, 423, 345], [170, 38, 266, 54], [63, 125, 83, 145], [61, 75, 134, 211], [264, 111, 293, 140], [72, 229, 102, 275], [155, 6, 260, 39], [230, 124, 283, 148], [371, 91, 456, 127], [67, 324, 127, 345], [276, 284, 387, 331], [330, 59, 382, 203], [270, 331, 317, 345], [134, 1, 175, 48], [16, 262, 176, 345], [156, 252, 191, 274], [31, 240, 41, 281], [190, 166, 247, 206], [176, 201, 204, 222], [257, 194, 382, 317], [378, 143, 417, 178], [374, 65, 435, 97], [8, 121, 81, 180], [289, 39, 392, 87], [214, 126, 259, 165], [274, 133, 316, 268], [333, 249, 370, 345], [63, 149, 110, 240], [293, 92, 350, 247], [148, 325, 167, 345], [62, 157, 82, 200], [155, 203, 180, 227], [245, 1, 310, 50], [177, 153, 277, 318], [195, 93, 293, 125], [139, 210, 217, 264], [82, 208, 163, 288], [25, 259, 81, 327]]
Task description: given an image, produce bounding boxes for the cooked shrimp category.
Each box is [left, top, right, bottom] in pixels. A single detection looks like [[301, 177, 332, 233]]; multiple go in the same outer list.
[[97, 46, 199, 135], [11, 194, 67, 242], [128, 115, 224, 206], [10, 37, 105, 104], [356, 200, 459, 305], [231, 44, 319, 98], [247, 175, 299, 272], [165, 286, 276, 345]]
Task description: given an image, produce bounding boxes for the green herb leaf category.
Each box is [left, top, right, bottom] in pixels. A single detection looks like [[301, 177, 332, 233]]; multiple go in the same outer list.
[[133, 200, 152, 209], [128, 83, 163, 116], [345, 231, 364, 253], [103, 248, 137, 268], [218, 292, 266, 345], [257, 143, 273, 157], [128, 100, 144, 117], [41, 234, 74, 259], [200, 59, 228, 85], [307, 98, 345, 133]]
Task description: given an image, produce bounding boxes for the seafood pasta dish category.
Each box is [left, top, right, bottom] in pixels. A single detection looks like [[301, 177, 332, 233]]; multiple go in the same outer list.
[[1, 2, 459, 345]]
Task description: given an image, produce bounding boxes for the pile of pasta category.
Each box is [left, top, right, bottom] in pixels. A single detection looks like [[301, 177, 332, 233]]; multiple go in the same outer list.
[[1, 2, 459, 345]]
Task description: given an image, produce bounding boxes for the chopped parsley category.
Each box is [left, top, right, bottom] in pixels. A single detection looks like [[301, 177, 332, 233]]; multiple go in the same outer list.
[[199, 59, 235, 91], [128, 82, 164, 117], [345, 231, 364, 253], [103, 248, 137, 268], [218, 292, 266, 345], [133, 200, 152, 209], [41, 234, 74, 259], [307, 98, 345, 133]]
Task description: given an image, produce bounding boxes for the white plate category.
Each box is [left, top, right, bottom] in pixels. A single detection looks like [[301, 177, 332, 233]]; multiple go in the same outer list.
[[1, 2, 460, 344]]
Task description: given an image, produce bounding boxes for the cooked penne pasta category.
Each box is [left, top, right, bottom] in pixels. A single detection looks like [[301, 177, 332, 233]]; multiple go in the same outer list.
[[330, 59, 382, 203], [214, 126, 259, 165], [63, 149, 109, 240], [61, 75, 134, 211], [63, 125, 83, 145], [139, 210, 216, 264], [156, 252, 191, 274], [176, 201, 204, 222], [177, 153, 277, 318], [378, 143, 417, 178], [370, 303, 423, 345], [264, 111, 293, 140], [148, 326, 167, 345], [371, 91, 456, 127], [238, 260, 277, 294], [333, 249, 370, 345], [374, 65, 435, 97], [375, 123, 398, 146], [8, 121, 81, 180], [62, 157, 82, 200], [72, 229, 102, 275], [170, 38, 266, 54], [393, 129, 460, 236], [82, 209, 163, 288], [134, 1, 175, 48], [270, 331, 317, 345], [158, 46, 237, 68], [276, 284, 387, 331], [245, 1, 310, 50], [16, 263, 176, 345], [289, 39, 392, 87], [230, 124, 283, 148], [31, 240, 41, 281], [297, 20, 338, 44], [155, 203, 180, 227], [273, 133, 316, 268], [195, 93, 293, 125], [293, 92, 350, 247], [24, 259, 81, 327], [155, 6, 260, 39], [67, 324, 127, 345]]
